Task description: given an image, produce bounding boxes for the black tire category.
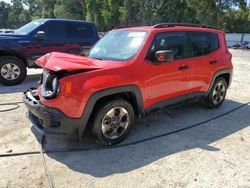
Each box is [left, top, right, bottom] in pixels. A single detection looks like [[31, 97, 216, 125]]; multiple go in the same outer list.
[[91, 99, 135, 146], [204, 77, 227, 108], [0, 56, 27, 86]]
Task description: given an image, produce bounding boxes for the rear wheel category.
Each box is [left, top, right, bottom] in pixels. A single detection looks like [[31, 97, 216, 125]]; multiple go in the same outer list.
[[204, 77, 227, 108], [0, 56, 27, 86], [91, 99, 135, 146]]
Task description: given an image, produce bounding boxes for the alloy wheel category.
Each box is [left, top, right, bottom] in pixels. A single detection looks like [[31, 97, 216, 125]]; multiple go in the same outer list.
[[212, 82, 226, 105], [101, 107, 130, 140], [1, 63, 21, 80]]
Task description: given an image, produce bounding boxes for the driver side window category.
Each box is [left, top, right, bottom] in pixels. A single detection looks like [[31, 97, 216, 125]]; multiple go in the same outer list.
[[147, 32, 185, 61]]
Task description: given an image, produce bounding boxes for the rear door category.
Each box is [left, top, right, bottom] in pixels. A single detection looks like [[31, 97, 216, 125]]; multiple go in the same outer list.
[[65, 22, 98, 54], [185, 31, 220, 95]]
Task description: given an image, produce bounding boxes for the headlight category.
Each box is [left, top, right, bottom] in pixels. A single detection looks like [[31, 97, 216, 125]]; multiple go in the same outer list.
[[41, 70, 60, 99]]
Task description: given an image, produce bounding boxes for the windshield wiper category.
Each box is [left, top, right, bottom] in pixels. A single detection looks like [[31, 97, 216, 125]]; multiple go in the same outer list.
[[92, 57, 104, 60]]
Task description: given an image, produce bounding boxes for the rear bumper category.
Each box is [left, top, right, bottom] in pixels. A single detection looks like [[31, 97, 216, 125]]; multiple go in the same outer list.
[[23, 89, 83, 138]]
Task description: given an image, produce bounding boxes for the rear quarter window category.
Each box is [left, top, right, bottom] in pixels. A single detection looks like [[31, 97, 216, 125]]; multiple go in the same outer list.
[[211, 33, 219, 51], [187, 32, 219, 57]]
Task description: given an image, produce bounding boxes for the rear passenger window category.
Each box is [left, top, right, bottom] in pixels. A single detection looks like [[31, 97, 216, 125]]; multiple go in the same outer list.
[[66, 23, 93, 39], [148, 32, 185, 60], [45, 22, 66, 41], [188, 32, 219, 57]]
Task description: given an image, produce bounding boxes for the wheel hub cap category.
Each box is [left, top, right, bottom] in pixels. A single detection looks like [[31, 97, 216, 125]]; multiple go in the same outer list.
[[101, 107, 129, 140], [1, 63, 20, 80], [212, 82, 226, 105]]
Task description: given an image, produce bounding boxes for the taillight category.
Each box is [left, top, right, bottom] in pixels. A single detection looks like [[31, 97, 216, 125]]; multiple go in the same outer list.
[[41, 70, 60, 99]]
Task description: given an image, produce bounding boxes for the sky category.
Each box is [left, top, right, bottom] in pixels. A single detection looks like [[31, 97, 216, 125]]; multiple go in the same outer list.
[[1, 0, 250, 6]]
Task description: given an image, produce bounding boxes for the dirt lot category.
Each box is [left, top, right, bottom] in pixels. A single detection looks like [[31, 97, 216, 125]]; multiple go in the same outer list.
[[0, 49, 250, 188]]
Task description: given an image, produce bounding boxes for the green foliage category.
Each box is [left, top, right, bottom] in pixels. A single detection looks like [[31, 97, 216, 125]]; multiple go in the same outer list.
[[54, 0, 85, 20], [0, 1, 11, 28], [224, 8, 250, 33], [86, 0, 105, 30], [0, 0, 249, 33], [6, 0, 31, 28]]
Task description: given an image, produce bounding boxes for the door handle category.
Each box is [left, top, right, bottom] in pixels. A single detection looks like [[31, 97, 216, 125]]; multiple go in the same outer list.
[[210, 60, 218, 65], [179, 65, 189, 71]]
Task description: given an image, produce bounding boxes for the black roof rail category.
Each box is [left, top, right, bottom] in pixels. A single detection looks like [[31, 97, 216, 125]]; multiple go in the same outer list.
[[153, 23, 220, 30]]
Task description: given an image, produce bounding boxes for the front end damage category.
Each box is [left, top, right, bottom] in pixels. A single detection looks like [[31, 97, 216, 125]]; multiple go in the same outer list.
[[23, 52, 103, 139], [23, 88, 82, 138]]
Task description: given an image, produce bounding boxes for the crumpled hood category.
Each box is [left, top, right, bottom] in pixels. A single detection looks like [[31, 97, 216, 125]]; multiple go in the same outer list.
[[35, 52, 119, 72]]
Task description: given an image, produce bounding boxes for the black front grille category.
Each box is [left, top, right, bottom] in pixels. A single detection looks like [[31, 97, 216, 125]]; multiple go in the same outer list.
[[50, 120, 61, 128]]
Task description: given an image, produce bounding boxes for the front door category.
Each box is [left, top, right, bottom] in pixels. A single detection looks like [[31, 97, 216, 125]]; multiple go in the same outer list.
[[27, 21, 72, 63], [143, 32, 191, 109]]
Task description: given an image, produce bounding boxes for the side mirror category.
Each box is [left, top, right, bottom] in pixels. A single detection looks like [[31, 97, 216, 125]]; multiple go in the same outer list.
[[35, 31, 46, 40], [155, 50, 174, 63]]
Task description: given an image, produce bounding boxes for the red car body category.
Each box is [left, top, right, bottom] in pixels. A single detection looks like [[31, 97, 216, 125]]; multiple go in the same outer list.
[[23, 24, 233, 141]]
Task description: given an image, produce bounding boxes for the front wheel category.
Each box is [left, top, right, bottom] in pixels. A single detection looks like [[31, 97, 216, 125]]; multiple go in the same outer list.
[[91, 99, 135, 146], [0, 56, 27, 86], [204, 77, 228, 108]]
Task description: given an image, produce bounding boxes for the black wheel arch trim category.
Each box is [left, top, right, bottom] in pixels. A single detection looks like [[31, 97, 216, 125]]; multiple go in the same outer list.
[[206, 68, 233, 97], [0, 51, 27, 67], [78, 85, 145, 138]]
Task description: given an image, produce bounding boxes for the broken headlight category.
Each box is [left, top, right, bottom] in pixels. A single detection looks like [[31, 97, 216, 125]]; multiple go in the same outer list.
[[41, 70, 60, 99]]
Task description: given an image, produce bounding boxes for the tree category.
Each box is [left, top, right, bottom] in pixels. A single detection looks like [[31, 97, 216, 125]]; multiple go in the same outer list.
[[0, 1, 11, 28], [224, 6, 250, 33], [23, 0, 37, 16], [54, 0, 85, 20], [18, 10, 32, 26], [152, 0, 196, 24], [186, 0, 248, 27], [8, 0, 25, 28], [0, 0, 250, 33], [119, 0, 141, 26], [86, 0, 105, 30]]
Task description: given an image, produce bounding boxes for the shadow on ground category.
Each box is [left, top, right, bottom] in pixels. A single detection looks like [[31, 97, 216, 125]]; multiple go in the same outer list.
[[32, 99, 250, 177], [0, 74, 40, 94]]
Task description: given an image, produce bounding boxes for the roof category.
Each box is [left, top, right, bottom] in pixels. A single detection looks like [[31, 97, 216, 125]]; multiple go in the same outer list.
[[35, 18, 94, 24], [114, 23, 223, 33], [153, 23, 219, 30]]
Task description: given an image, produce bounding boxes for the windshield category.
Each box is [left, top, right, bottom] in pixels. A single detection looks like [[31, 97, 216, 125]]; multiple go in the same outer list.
[[15, 20, 44, 35], [88, 30, 148, 61]]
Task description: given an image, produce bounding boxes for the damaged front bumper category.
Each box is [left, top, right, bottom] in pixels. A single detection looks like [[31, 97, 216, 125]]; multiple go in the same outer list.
[[23, 89, 82, 139]]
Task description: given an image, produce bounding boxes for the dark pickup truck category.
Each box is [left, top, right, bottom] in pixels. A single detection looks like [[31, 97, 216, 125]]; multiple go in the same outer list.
[[0, 19, 99, 85]]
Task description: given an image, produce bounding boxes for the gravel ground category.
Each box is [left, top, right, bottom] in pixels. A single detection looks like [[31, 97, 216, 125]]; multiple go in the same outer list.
[[0, 49, 249, 188]]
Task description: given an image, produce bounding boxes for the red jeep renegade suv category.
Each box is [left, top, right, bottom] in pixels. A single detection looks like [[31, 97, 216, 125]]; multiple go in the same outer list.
[[23, 23, 233, 146]]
